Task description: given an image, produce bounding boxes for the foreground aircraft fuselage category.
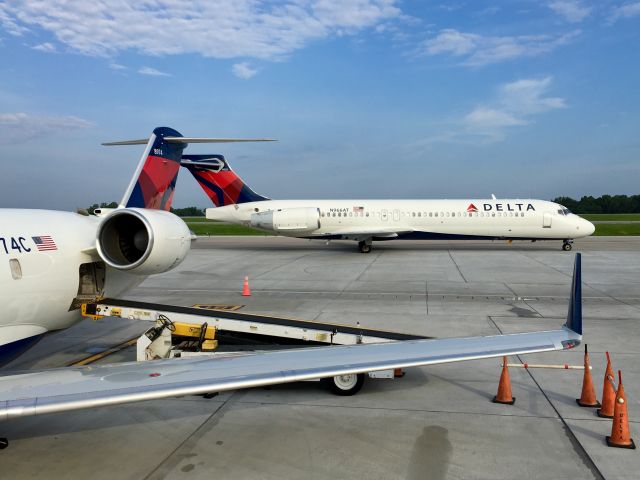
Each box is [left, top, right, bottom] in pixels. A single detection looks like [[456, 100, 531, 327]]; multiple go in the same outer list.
[[1, 209, 148, 361], [184, 156, 595, 252], [0, 127, 267, 365]]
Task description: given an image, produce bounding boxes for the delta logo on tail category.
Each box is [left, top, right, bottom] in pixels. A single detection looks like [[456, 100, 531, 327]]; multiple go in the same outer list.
[[467, 204, 478, 213]]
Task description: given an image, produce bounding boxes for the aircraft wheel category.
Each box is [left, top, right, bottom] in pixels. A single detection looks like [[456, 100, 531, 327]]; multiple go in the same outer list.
[[562, 242, 573, 251], [358, 241, 372, 254], [0, 438, 8, 450], [323, 373, 365, 396]]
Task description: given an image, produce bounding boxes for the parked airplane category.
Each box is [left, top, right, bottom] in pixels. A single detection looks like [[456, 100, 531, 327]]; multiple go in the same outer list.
[[184, 156, 595, 252], [0, 254, 584, 445], [0, 127, 269, 366]]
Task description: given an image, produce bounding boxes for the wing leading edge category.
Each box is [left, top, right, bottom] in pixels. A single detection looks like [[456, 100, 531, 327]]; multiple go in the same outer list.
[[0, 254, 583, 421]]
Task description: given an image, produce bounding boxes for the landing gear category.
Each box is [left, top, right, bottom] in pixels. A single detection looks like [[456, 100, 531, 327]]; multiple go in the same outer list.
[[358, 240, 372, 254], [0, 438, 8, 450], [562, 240, 573, 251], [322, 373, 365, 396]]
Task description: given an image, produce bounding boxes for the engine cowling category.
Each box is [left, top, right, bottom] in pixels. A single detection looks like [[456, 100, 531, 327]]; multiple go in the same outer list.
[[250, 207, 320, 234], [96, 208, 191, 276]]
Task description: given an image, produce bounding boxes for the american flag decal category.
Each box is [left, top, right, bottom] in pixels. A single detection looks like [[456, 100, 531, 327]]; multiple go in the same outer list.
[[32, 236, 57, 251]]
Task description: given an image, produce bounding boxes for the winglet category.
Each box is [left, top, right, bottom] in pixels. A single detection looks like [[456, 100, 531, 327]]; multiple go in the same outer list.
[[565, 253, 582, 335]]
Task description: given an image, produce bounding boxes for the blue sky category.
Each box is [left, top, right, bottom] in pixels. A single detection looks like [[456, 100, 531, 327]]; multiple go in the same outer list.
[[0, 1, 638, 210]]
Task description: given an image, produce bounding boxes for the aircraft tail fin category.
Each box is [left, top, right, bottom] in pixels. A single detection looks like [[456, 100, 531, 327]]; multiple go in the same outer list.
[[565, 253, 582, 335], [115, 127, 186, 211], [181, 155, 269, 207]]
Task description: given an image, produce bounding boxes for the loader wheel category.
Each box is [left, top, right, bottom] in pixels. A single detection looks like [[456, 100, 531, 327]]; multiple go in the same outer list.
[[323, 373, 365, 396]]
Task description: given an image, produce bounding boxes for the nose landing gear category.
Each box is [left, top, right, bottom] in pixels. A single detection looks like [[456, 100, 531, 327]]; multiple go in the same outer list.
[[562, 240, 573, 251]]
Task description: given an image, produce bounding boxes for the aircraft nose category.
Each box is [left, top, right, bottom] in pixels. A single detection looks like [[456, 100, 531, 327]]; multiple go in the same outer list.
[[580, 218, 595, 236]]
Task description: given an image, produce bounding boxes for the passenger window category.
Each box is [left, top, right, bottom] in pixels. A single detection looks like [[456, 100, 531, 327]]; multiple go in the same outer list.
[[366, 213, 369, 217], [412, 212, 415, 217], [418, 212, 421, 217], [429, 212, 433, 217], [9, 259, 22, 280]]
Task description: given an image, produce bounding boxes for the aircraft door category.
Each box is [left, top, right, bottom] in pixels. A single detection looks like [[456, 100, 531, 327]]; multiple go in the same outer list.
[[381, 209, 388, 221], [543, 212, 552, 228], [72, 262, 106, 309], [393, 209, 400, 221]]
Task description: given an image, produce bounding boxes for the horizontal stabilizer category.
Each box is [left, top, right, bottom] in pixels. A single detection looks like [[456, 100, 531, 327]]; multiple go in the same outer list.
[[103, 138, 276, 146]]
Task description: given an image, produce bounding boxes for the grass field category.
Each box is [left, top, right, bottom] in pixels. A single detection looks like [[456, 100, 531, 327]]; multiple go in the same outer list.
[[184, 218, 640, 236], [581, 214, 640, 221], [593, 223, 640, 236], [186, 221, 270, 236]]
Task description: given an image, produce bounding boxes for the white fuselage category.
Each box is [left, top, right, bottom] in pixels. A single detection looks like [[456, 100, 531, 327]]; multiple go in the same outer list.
[[207, 199, 595, 241], [0, 209, 142, 359]]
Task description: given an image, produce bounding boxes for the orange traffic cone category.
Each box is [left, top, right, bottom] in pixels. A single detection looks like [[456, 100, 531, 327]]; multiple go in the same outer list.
[[242, 276, 251, 296], [597, 352, 615, 418], [576, 344, 601, 408], [606, 371, 636, 449], [492, 356, 515, 405]]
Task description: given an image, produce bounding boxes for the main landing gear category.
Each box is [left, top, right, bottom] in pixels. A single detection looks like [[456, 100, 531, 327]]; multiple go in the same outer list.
[[358, 240, 372, 254], [562, 240, 573, 251], [0, 437, 8, 450]]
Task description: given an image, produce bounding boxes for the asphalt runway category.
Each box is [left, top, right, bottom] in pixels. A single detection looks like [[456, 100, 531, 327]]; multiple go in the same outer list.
[[2, 236, 640, 479]]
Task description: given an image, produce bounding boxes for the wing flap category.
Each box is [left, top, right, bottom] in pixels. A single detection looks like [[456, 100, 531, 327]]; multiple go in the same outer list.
[[0, 328, 579, 420]]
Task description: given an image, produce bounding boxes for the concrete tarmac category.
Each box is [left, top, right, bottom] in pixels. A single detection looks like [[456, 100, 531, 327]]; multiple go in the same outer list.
[[2, 236, 640, 479]]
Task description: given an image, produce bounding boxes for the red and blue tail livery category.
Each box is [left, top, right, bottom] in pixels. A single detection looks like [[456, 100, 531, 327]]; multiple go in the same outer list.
[[121, 127, 186, 211], [182, 155, 268, 207]]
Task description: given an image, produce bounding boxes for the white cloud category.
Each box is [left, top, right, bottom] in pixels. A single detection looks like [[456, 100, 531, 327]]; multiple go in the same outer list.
[[109, 63, 126, 70], [608, 2, 640, 24], [32, 42, 56, 52], [0, 1, 401, 60], [548, 1, 591, 23], [462, 108, 525, 130], [424, 29, 477, 56], [138, 66, 171, 77], [428, 77, 567, 144], [423, 29, 579, 67], [232, 62, 258, 79], [0, 112, 93, 143]]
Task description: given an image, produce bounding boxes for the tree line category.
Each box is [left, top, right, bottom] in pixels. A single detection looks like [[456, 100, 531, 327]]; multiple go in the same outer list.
[[552, 195, 640, 214]]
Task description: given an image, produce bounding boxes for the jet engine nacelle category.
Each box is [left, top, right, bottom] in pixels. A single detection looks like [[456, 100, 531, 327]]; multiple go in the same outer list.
[[96, 208, 191, 276], [250, 207, 320, 233]]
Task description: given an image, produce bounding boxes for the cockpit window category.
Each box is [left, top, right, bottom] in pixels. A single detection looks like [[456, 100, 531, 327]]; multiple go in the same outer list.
[[557, 209, 564, 215], [563, 208, 571, 215]]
